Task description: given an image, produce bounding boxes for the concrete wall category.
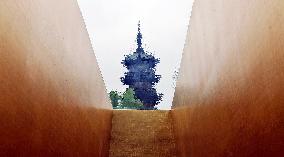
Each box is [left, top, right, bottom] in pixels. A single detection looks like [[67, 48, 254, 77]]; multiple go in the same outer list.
[[172, 0, 283, 157], [0, 0, 112, 156]]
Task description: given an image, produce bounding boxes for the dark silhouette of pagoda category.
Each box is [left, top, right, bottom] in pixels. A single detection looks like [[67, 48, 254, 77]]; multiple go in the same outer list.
[[121, 21, 163, 110]]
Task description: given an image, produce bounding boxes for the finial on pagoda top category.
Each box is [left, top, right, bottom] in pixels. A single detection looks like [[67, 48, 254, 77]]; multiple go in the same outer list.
[[136, 20, 143, 53], [138, 20, 141, 32]]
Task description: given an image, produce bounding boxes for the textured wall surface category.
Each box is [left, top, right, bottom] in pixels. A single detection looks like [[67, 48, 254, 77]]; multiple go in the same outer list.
[[0, 0, 112, 156], [172, 0, 284, 157]]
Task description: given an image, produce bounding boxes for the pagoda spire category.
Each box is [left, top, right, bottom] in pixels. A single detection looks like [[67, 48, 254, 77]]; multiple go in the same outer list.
[[121, 21, 163, 109], [136, 21, 144, 54]]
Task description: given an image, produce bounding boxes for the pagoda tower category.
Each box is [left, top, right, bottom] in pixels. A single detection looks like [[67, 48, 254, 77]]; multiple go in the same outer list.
[[121, 21, 163, 110]]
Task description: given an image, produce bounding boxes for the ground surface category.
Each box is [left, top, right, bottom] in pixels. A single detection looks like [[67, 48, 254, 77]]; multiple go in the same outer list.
[[109, 110, 177, 157]]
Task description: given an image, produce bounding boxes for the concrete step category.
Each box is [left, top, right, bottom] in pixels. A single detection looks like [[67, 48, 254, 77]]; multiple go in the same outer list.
[[109, 110, 177, 157]]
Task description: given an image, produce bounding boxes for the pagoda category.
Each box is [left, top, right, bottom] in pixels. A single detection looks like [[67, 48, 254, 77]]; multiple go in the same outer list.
[[121, 21, 163, 110]]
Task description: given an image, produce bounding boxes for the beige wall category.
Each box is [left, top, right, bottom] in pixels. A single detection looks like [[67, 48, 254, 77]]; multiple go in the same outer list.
[[0, 0, 112, 156], [172, 0, 284, 157]]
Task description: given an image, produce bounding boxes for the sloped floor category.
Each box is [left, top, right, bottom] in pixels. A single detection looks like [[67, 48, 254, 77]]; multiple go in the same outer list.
[[109, 110, 177, 157]]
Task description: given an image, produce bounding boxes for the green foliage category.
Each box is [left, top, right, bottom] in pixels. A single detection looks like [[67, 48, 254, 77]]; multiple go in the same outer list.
[[109, 91, 121, 108], [121, 88, 143, 109], [108, 88, 143, 109]]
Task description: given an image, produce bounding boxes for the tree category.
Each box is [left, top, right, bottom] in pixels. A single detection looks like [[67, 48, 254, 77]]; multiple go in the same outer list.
[[121, 88, 143, 109], [120, 21, 163, 110], [109, 90, 121, 109]]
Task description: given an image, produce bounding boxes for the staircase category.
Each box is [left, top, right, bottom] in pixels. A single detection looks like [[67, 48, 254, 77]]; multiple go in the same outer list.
[[109, 110, 177, 157]]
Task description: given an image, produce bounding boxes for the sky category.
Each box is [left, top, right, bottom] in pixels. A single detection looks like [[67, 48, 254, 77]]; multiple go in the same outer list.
[[77, 0, 194, 109]]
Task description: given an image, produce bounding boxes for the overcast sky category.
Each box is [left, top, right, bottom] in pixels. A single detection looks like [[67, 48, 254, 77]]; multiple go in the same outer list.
[[77, 0, 194, 109]]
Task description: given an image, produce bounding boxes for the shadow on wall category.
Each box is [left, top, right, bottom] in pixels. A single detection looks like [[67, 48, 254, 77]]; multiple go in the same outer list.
[[0, 104, 112, 156]]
